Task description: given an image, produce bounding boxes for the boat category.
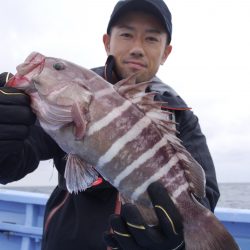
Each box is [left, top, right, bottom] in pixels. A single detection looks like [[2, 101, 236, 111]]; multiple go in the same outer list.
[[0, 189, 249, 250]]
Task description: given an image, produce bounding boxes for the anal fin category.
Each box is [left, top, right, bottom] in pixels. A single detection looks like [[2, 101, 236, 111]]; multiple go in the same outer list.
[[64, 154, 98, 193]]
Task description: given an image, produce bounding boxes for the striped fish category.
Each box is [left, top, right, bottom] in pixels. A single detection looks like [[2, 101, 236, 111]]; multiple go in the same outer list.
[[7, 52, 239, 250]]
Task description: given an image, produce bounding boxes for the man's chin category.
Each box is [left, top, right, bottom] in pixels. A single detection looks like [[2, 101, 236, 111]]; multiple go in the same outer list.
[[125, 72, 147, 83], [134, 74, 151, 83]]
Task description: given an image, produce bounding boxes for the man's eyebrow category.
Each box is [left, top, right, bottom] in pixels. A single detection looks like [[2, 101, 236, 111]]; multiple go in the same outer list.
[[116, 24, 134, 31], [116, 25, 163, 34], [145, 28, 163, 34]]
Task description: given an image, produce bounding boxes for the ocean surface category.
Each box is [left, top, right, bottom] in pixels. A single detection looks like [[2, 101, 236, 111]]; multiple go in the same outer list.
[[1, 183, 250, 209]]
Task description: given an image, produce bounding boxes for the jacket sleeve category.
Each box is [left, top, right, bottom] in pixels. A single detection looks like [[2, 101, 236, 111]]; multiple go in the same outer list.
[[0, 124, 63, 184], [175, 109, 220, 211]]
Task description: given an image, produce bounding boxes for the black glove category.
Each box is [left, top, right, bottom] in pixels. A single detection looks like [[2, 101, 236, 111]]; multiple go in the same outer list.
[[0, 72, 36, 151], [103, 182, 184, 250], [0, 72, 14, 86]]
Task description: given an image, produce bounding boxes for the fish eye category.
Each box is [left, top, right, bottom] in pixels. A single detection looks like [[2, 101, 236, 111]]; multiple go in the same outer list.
[[53, 62, 65, 70]]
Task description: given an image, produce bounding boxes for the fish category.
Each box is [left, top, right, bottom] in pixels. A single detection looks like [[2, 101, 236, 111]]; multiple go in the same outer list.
[[7, 51, 239, 250]]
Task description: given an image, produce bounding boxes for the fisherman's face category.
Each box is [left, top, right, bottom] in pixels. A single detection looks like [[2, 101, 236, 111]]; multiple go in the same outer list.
[[103, 11, 172, 83]]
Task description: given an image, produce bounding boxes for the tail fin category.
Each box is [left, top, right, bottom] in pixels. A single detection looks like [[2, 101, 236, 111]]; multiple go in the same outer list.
[[183, 197, 239, 250]]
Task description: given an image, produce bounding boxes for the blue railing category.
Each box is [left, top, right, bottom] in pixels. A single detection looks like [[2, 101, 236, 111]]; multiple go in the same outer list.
[[0, 190, 48, 250], [215, 207, 250, 249], [0, 189, 249, 250]]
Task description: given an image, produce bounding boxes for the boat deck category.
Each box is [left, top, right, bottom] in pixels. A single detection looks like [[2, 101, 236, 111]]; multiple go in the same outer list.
[[0, 189, 249, 250]]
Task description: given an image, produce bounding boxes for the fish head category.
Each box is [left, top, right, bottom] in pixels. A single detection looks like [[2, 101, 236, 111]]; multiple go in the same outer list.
[[7, 52, 95, 96]]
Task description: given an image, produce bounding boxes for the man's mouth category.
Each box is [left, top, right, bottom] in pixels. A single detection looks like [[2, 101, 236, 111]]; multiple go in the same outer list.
[[124, 60, 147, 70]]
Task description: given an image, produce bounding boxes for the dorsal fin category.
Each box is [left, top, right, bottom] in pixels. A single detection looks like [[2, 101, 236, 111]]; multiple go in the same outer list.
[[115, 74, 151, 99], [115, 77, 205, 199], [115, 77, 177, 135], [115, 81, 150, 99], [179, 152, 206, 198], [167, 134, 206, 198], [115, 73, 137, 87]]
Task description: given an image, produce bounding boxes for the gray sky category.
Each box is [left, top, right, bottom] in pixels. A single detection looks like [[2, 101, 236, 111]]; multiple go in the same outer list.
[[0, 0, 250, 186]]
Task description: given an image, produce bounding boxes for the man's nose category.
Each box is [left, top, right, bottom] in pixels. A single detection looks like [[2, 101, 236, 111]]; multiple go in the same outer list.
[[129, 40, 145, 58]]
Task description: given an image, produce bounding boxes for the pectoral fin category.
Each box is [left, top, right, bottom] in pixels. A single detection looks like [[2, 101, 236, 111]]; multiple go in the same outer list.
[[71, 102, 89, 140]]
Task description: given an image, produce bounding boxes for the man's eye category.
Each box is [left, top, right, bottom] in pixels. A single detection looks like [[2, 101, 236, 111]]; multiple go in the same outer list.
[[53, 62, 65, 70], [121, 33, 132, 38], [147, 37, 159, 42]]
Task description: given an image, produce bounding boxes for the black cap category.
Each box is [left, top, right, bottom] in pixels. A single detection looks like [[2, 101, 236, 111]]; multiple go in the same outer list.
[[107, 0, 172, 44]]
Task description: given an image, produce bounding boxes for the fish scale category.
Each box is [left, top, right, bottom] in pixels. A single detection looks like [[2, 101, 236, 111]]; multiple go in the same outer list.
[[7, 51, 239, 250]]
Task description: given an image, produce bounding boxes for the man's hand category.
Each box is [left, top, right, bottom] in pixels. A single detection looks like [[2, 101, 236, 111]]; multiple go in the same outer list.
[[0, 86, 36, 152], [103, 182, 184, 250]]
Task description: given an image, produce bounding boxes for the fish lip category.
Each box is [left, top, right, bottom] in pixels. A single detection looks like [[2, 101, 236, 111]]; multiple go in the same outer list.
[[6, 53, 45, 89], [17, 52, 46, 76], [6, 74, 31, 88]]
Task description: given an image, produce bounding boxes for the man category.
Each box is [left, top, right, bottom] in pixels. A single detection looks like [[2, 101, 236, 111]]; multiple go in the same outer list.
[[0, 0, 219, 249]]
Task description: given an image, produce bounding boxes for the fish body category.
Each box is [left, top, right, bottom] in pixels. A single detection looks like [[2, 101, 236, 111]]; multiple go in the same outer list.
[[7, 52, 239, 250]]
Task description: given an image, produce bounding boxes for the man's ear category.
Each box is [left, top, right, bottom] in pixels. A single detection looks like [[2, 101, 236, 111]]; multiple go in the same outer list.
[[103, 34, 111, 55], [161, 45, 172, 65]]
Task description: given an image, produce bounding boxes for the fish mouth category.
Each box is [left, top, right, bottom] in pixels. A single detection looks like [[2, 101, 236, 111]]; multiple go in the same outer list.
[[17, 52, 45, 76], [6, 52, 45, 89]]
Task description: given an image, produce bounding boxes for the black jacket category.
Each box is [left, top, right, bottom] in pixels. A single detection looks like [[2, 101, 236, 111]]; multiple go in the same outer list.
[[0, 62, 220, 250]]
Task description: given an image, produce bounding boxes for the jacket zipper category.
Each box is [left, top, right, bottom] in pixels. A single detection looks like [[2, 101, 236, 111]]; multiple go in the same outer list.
[[44, 191, 69, 234]]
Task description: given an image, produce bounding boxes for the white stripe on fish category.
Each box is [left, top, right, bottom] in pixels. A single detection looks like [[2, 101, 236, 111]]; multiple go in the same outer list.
[[114, 134, 169, 186], [172, 182, 189, 199], [97, 116, 152, 167], [164, 171, 185, 188], [87, 100, 131, 136], [131, 154, 179, 201], [95, 87, 114, 99]]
